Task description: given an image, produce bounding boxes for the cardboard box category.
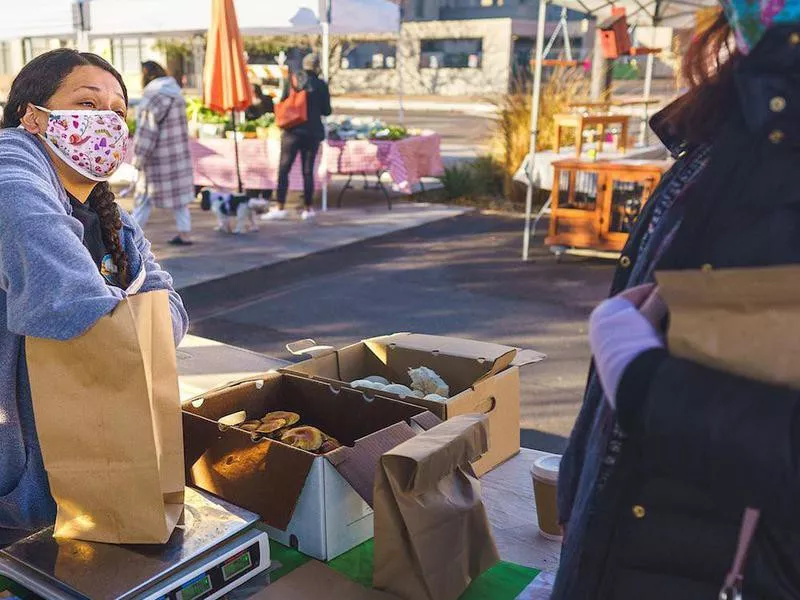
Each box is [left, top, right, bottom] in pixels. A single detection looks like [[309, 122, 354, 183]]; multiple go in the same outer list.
[[182, 372, 439, 561], [282, 333, 545, 476]]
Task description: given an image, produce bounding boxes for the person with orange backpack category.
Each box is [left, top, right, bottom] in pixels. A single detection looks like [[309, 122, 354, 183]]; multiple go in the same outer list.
[[263, 53, 331, 222]]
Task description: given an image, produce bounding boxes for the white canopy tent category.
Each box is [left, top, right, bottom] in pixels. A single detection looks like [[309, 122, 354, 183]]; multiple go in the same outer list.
[[89, 0, 400, 37], [521, 0, 718, 261], [0, 4, 76, 40]]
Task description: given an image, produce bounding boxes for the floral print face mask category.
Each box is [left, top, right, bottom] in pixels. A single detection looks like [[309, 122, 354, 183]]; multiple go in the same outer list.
[[720, 0, 800, 54], [33, 105, 129, 182]]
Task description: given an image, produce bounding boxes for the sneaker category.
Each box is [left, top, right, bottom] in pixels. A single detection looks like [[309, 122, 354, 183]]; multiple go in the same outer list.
[[260, 208, 288, 221], [168, 236, 193, 246], [301, 208, 316, 221]]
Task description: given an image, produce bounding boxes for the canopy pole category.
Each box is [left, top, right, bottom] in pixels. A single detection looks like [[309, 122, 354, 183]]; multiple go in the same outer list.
[[639, 28, 657, 147], [321, 0, 331, 212], [231, 109, 243, 193], [522, 0, 548, 262]]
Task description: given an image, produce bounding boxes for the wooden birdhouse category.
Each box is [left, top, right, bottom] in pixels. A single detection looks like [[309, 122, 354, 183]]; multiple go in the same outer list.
[[598, 8, 631, 59]]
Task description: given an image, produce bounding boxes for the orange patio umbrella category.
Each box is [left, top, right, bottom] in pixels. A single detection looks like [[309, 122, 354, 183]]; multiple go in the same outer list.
[[204, 0, 252, 193]]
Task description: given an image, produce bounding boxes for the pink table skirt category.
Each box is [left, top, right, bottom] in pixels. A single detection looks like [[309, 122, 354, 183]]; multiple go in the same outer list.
[[189, 134, 444, 195]]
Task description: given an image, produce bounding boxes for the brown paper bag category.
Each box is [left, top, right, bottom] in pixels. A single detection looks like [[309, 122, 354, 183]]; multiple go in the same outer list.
[[658, 265, 800, 388], [26, 290, 185, 544], [373, 414, 499, 600]]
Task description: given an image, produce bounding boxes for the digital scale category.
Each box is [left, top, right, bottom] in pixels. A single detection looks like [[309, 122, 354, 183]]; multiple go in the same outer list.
[[0, 488, 271, 600]]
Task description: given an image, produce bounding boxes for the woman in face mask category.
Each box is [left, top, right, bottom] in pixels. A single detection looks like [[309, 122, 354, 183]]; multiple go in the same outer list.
[[0, 49, 188, 546], [553, 5, 800, 600]]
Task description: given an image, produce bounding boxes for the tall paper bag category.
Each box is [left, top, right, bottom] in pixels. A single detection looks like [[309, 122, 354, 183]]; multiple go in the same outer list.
[[658, 265, 800, 388], [373, 414, 499, 600], [26, 290, 185, 544]]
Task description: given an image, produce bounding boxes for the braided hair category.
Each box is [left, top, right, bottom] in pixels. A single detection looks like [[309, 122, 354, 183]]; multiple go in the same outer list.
[[2, 49, 130, 286]]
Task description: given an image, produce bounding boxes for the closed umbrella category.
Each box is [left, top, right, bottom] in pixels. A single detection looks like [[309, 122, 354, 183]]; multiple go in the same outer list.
[[204, 0, 252, 193]]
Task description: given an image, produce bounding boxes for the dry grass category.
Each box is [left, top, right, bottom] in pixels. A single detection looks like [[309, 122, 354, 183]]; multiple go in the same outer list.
[[489, 68, 590, 200]]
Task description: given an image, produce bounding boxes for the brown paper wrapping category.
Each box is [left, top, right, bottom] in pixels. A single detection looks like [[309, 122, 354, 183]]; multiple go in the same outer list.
[[658, 265, 800, 388], [373, 414, 499, 600], [26, 290, 185, 544]]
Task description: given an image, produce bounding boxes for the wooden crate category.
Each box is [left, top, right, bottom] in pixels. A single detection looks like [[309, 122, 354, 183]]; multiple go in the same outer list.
[[546, 159, 670, 253]]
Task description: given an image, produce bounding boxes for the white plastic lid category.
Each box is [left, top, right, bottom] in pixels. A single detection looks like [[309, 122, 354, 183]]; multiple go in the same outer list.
[[531, 454, 561, 484]]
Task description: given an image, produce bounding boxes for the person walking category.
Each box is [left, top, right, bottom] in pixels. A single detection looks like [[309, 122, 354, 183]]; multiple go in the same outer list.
[[262, 53, 331, 222], [553, 6, 800, 599], [132, 61, 195, 245]]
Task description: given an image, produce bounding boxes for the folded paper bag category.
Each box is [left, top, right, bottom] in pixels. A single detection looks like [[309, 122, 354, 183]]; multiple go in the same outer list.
[[657, 265, 800, 389], [373, 414, 499, 600]]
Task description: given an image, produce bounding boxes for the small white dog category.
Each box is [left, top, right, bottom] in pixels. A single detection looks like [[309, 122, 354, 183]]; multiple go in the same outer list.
[[200, 189, 268, 234]]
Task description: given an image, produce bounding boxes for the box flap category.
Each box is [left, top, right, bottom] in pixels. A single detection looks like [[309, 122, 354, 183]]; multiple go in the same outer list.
[[286, 338, 335, 358], [184, 416, 314, 531], [367, 333, 518, 391], [367, 333, 517, 367], [325, 420, 419, 507], [510, 349, 547, 368]]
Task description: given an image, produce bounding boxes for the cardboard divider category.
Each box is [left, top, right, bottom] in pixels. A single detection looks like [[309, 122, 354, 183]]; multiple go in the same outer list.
[[183, 372, 438, 530]]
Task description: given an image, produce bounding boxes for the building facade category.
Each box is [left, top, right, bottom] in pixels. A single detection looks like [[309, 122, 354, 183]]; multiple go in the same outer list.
[[331, 0, 591, 97]]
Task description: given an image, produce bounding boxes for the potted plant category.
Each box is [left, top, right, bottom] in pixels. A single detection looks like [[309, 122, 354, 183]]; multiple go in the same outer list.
[[226, 120, 258, 140], [254, 114, 276, 139]]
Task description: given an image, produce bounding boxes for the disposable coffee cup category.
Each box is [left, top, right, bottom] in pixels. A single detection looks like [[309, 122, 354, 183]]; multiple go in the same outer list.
[[531, 454, 562, 541]]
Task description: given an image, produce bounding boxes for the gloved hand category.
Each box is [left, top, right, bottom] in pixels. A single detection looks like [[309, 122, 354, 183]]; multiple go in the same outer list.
[[590, 285, 665, 408]]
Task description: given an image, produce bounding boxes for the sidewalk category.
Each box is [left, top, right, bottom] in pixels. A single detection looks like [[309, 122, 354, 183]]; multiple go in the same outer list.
[[117, 195, 470, 291]]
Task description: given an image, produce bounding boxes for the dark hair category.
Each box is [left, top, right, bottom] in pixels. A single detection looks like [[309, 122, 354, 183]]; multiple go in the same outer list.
[[2, 48, 130, 286], [660, 11, 739, 145], [141, 61, 168, 88]]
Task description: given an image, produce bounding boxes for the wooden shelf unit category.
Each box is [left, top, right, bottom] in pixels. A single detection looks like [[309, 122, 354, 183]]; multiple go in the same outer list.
[[545, 159, 671, 253]]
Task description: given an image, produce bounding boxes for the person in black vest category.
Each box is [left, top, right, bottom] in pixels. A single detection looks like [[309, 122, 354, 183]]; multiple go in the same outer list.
[[262, 53, 331, 222], [553, 9, 800, 600]]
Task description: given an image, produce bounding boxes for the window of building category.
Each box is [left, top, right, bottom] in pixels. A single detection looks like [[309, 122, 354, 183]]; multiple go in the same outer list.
[[340, 41, 397, 70], [480, 0, 504, 5], [112, 38, 144, 75], [23, 38, 70, 62], [420, 38, 483, 69], [415, 0, 426, 18]]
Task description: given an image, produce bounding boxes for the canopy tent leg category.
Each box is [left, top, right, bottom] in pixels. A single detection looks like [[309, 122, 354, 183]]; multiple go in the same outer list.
[[321, 2, 331, 212], [522, 0, 549, 262]]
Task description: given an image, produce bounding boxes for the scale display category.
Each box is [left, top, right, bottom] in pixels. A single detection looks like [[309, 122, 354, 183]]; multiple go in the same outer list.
[[222, 552, 253, 582], [161, 540, 262, 600], [178, 574, 212, 600]]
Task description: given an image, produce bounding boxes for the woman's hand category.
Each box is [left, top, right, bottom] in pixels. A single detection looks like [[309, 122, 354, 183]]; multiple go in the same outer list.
[[620, 284, 669, 329], [590, 287, 665, 408]]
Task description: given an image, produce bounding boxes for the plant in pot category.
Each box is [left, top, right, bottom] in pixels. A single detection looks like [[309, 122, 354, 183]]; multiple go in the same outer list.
[[254, 114, 276, 139], [227, 119, 258, 140]]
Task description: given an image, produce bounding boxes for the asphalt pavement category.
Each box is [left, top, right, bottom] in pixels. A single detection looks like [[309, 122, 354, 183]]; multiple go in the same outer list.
[[184, 212, 615, 453]]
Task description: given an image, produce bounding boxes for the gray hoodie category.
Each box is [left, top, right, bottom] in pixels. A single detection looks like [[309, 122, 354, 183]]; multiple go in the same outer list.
[[0, 128, 188, 545]]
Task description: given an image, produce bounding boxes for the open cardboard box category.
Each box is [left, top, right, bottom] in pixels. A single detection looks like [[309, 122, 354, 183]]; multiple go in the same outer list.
[[282, 333, 545, 476], [182, 371, 439, 561]]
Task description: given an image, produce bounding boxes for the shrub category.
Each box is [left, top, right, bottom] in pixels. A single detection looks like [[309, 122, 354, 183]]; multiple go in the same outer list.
[[490, 67, 589, 198], [438, 155, 505, 201]]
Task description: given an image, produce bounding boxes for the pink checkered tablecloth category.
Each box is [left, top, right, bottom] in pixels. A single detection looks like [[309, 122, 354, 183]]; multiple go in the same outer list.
[[324, 133, 444, 193], [188, 133, 444, 195], [189, 137, 324, 192]]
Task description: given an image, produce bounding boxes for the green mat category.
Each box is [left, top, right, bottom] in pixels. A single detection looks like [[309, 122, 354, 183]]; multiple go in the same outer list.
[[270, 540, 539, 599]]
